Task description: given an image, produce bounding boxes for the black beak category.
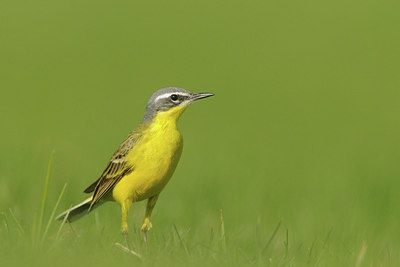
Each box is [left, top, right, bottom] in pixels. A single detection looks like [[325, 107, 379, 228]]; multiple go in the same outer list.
[[191, 92, 214, 101]]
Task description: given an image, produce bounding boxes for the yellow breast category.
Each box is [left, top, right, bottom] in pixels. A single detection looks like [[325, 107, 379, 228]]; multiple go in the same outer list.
[[112, 106, 185, 204]]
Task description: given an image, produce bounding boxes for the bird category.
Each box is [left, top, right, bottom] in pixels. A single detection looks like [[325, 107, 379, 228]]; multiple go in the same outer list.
[[56, 87, 214, 239]]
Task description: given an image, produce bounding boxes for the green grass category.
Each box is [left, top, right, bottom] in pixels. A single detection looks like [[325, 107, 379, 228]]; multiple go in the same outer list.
[[1, 0, 400, 266]]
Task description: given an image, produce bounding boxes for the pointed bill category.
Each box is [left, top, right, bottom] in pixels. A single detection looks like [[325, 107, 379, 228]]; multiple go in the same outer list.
[[191, 93, 214, 101]]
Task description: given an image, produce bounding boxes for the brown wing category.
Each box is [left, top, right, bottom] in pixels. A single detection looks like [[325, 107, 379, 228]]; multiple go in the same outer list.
[[84, 128, 143, 210]]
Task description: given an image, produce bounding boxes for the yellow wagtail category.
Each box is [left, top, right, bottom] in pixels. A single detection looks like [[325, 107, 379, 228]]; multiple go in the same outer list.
[[56, 87, 213, 236]]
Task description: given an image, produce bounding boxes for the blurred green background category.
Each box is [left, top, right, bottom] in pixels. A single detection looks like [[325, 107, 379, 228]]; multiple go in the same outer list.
[[1, 0, 400, 266]]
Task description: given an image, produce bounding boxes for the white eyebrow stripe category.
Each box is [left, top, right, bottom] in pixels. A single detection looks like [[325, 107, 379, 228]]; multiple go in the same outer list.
[[154, 92, 191, 102], [154, 93, 172, 102]]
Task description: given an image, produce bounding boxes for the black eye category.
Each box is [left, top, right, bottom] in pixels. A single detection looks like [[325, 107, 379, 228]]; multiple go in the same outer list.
[[170, 94, 178, 101]]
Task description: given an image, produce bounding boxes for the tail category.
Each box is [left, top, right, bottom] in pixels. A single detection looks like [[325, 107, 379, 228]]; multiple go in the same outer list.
[[56, 196, 102, 222]]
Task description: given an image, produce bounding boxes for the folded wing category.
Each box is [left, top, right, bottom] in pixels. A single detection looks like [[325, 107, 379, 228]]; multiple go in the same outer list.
[[84, 128, 143, 210]]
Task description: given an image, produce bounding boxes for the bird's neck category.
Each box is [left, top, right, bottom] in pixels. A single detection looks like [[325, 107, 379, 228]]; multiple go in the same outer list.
[[148, 105, 187, 130]]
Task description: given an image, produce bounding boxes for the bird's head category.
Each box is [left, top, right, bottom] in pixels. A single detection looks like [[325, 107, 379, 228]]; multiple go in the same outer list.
[[143, 87, 214, 123]]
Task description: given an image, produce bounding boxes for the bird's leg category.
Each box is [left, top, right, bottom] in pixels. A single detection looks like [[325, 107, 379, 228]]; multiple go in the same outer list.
[[141, 194, 159, 242], [121, 199, 132, 249]]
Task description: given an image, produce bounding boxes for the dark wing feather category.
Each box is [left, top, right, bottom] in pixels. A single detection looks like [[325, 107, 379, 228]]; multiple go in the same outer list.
[[84, 128, 144, 210]]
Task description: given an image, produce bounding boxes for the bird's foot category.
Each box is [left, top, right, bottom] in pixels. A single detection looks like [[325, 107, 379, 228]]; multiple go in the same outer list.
[[141, 218, 152, 233], [141, 219, 152, 246]]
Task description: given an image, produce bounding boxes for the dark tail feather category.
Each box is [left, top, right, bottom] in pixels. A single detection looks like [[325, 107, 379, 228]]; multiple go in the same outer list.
[[56, 196, 102, 222]]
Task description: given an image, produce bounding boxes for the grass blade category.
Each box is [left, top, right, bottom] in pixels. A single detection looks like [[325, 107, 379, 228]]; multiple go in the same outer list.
[[173, 224, 190, 255], [284, 229, 289, 258], [41, 183, 67, 244], [315, 227, 333, 265], [1, 211, 9, 234], [262, 220, 281, 255], [355, 241, 367, 267], [36, 150, 55, 245], [220, 209, 226, 253], [31, 212, 37, 245], [56, 207, 71, 240], [9, 208, 24, 237], [115, 242, 142, 259]]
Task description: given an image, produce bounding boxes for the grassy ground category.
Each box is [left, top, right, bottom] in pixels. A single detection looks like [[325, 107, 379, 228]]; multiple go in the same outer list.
[[1, 0, 400, 266]]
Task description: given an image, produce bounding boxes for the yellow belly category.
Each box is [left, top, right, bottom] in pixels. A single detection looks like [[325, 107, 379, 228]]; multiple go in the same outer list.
[[112, 122, 183, 204]]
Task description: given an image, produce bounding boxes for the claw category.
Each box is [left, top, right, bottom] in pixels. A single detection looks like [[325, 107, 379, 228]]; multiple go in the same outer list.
[[141, 219, 152, 233]]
